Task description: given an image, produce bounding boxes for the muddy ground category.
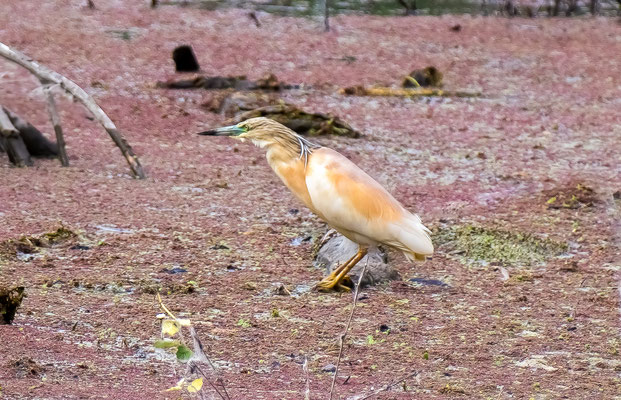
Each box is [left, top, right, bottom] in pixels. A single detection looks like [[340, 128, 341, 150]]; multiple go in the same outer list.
[[1, 1, 620, 399]]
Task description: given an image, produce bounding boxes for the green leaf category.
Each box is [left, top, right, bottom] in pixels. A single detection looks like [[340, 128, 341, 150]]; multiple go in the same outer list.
[[154, 339, 181, 349], [237, 318, 251, 328], [176, 345, 193, 362]]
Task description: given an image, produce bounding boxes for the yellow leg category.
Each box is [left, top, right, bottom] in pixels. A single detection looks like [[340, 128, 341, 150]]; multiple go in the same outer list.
[[315, 247, 368, 292]]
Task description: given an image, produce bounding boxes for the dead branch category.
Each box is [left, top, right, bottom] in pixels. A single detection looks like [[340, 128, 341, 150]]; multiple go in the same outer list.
[[43, 86, 69, 166], [339, 86, 481, 98], [0, 41, 146, 178], [329, 259, 369, 400]]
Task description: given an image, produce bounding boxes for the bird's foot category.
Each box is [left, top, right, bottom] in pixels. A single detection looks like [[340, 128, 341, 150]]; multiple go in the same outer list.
[[314, 275, 353, 292]]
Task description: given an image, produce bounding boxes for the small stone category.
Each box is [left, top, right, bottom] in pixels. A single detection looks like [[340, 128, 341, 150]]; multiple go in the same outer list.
[[322, 364, 337, 373]]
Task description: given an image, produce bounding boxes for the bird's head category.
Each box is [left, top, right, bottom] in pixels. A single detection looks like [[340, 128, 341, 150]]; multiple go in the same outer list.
[[197, 117, 292, 148]]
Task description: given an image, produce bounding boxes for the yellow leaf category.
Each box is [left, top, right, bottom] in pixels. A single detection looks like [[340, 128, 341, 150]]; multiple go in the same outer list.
[[162, 319, 180, 336], [187, 378, 203, 393]]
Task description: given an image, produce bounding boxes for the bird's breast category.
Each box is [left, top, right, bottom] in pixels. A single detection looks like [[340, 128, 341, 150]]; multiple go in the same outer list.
[[269, 156, 317, 213]]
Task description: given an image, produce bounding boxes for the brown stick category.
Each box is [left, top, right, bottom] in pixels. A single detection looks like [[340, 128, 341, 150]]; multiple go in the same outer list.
[[42, 85, 69, 166], [0, 41, 146, 178], [328, 258, 369, 400]]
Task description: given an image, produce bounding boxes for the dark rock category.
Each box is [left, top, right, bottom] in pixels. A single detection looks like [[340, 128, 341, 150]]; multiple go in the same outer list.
[[409, 278, 449, 287], [172, 45, 200, 72], [314, 230, 400, 287], [160, 267, 187, 274], [70, 244, 91, 251], [322, 363, 337, 373]]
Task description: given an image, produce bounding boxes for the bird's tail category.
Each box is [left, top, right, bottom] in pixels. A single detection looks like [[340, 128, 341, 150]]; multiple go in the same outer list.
[[389, 213, 433, 262]]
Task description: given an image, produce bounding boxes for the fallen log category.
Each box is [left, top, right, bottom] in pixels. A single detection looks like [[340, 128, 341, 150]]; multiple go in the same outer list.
[[339, 86, 481, 98], [158, 73, 299, 91]]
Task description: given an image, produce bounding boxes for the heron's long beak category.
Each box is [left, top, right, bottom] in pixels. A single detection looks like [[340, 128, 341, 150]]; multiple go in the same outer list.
[[196, 125, 245, 136]]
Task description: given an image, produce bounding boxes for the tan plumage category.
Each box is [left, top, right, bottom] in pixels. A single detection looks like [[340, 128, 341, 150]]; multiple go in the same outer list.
[[199, 117, 433, 291]]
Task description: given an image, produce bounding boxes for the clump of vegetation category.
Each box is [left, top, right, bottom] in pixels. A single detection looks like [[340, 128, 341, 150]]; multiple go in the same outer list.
[[0, 286, 24, 324], [544, 183, 597, 210], [229, 103, 361, 138], [0, 226, 78, 258], [433, 224, 568, 266]]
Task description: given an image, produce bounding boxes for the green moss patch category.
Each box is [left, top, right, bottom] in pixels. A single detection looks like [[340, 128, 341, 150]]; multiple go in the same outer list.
[[433, 224, 568, 266]]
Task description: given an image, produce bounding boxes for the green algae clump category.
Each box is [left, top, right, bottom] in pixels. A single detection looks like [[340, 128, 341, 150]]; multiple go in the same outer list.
[[433, 224, 568, 266]]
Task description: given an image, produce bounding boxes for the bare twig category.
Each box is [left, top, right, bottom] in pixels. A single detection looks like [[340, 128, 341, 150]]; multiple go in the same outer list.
[[323, 0, 330, 31], [0, 41, 146, 178], [42, 85, 69, 166], [329, 258, 369, 400], [355, 371, 419, 400], [303, 356, 311, 400]]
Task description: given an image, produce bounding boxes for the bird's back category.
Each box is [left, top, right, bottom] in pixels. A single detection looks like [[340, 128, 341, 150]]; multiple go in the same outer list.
[[304, 148, 433, 260]]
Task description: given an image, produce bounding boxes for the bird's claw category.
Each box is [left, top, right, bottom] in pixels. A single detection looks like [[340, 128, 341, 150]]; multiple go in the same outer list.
[[314, 275, 353, 292]]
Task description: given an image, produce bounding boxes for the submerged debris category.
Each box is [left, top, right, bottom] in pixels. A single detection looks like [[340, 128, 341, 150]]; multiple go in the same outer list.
[[0, 226, 78, 259], [0, 286, 25, 324], [544, 183, 597, 210], [157, 73, 298, 91], [433, 224, 568, 266], [203, 91, 280, 117], [403, 66, 443, 88], [227, 103, 361, 137]]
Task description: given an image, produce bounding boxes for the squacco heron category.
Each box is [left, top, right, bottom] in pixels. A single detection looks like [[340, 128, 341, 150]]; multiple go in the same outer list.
[[198, 117, 433, 291]]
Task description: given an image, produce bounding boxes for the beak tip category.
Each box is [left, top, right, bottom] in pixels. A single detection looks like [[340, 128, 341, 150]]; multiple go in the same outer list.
[[197, 130, 217, 136]]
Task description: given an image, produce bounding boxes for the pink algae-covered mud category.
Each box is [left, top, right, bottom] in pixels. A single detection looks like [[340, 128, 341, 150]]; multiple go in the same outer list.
[[1, 1, 620, 399]]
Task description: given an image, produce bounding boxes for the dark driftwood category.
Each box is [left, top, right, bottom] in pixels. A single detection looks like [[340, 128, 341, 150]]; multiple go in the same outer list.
[[158, 74, 299, 91], [227, 103, 361, 138], [0, 107, 32, 167], [0, 41, 145, 178], [4, 108, 59, 158]]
